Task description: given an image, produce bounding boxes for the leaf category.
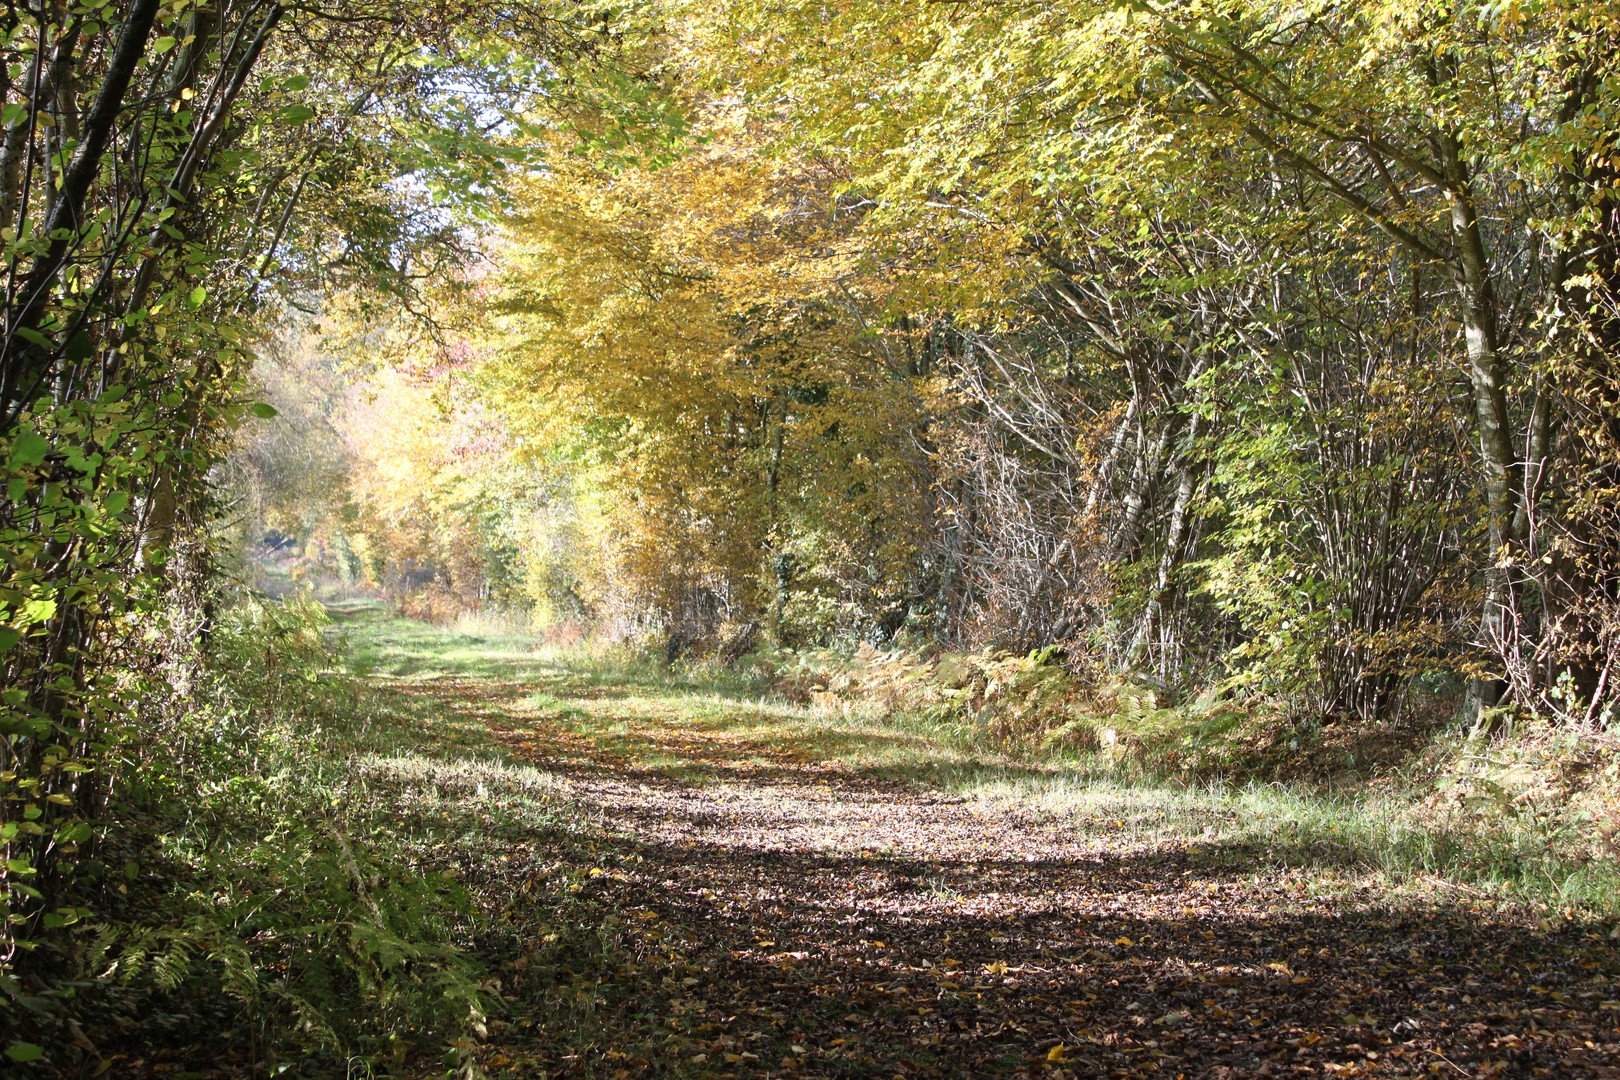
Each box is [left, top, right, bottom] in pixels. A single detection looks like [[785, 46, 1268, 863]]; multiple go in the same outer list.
[[0, 628, 19, 654], [20, 599, 56, 625], [284, 75, 312, 91], [9, 431, 48, 469], [64, 331, 94, 362], [188, 285, 206, 309], [153, 35, 177, 53], [4, 1043, 43, 1062], [278, 105, 317, 124], [251, 402, 279, 419]]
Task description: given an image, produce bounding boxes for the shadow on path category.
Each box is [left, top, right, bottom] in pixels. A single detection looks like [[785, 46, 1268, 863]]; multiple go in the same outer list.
[[403, 671, 1620, 1080]]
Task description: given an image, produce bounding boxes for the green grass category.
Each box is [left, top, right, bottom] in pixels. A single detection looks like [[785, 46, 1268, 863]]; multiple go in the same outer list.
[[64, 598, 1615, 1080], [335, 600, 557, 681], [327, 606, 1620, 922]]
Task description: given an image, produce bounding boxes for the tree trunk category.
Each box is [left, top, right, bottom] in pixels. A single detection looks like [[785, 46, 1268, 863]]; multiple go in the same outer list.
[[1431, 124, 1518, 720]]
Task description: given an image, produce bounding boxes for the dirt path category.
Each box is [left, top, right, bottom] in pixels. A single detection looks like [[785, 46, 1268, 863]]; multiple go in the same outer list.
[[414, 673, 1620, 1080]]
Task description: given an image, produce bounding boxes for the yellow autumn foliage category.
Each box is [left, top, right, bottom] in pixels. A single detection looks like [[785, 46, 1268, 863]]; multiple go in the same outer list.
[[477, 109, 936, 645]]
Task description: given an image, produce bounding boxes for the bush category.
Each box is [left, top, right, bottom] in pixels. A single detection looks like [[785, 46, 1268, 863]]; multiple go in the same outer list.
[[69, 592, 492, 1072]]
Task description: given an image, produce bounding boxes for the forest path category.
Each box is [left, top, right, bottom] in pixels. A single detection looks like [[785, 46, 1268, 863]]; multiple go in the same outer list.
[[343, 612, 1620, 1080]]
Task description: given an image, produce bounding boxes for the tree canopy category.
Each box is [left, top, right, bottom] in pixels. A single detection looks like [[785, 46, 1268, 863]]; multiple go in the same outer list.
[[5, 0, 1620, 1069]]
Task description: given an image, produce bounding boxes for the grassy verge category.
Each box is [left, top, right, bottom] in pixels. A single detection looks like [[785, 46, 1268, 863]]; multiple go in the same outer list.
[[835, 717, 1620, 921], [343, 614, 1620, 923]]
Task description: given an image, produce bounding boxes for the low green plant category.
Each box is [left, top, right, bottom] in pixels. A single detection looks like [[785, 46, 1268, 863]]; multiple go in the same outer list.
[[81, 592, 495, 1073]]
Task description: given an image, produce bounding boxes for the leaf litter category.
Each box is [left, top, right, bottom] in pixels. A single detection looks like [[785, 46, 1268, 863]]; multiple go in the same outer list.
[[425, 673, 1620, 1080]]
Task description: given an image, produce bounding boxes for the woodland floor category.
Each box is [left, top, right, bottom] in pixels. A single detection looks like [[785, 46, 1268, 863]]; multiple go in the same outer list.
[[318, 610, 1620, 1080], [97, 609, 1620, 1079]]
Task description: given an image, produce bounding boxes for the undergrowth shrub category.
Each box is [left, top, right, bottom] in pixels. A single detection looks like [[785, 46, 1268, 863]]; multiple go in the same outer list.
[[754, 643, 1415, 780], [92, 591, 493, 1072], [756, 644, 1130, 753], [399, 583, 484, 627]]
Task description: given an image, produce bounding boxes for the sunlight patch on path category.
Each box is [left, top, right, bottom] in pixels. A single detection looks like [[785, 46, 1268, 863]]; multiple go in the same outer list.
[[333, 610, 1620, 1080]]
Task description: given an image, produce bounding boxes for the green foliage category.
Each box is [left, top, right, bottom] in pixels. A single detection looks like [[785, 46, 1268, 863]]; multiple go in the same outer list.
[[96, 593, 493, 1062], [0, 0, 697, 1022], [0, 385, 229, 962], [1190, 363, 1467, 723]]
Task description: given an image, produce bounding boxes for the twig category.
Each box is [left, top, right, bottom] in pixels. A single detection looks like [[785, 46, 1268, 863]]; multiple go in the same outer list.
[[1420, 874, 1493, 900], [1426, 1049, 1470, 1076]]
